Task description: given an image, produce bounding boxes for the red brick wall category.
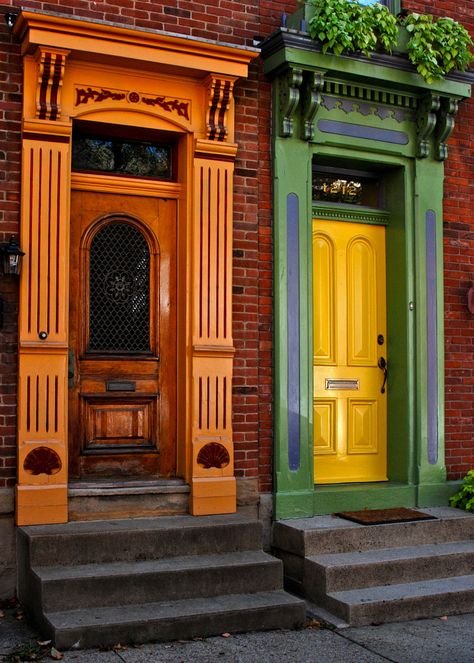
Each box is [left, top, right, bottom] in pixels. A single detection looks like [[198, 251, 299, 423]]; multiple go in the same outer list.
[[0, 0, 473, 491], [405, 1, 474, 478], [0, 10, 21, 489]]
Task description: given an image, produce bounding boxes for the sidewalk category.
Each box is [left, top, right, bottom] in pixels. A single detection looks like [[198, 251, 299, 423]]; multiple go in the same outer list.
[[1, 600, 474, 663]]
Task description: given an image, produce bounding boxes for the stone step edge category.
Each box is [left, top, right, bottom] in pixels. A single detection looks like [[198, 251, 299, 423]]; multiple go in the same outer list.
[[21, 513, 259, 537], [44, 590, 307, 648], [33, 549, 280, 582], [307, 539, 474, 567], [327, 573, 474, 606]]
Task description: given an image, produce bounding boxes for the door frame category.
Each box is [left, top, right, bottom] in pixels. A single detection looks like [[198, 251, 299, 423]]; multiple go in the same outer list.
[[15, 11, 257, 525]]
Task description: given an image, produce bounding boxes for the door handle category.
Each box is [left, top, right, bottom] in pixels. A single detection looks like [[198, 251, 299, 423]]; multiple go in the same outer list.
[[68, 349, 75, 388], [378, 356, 387, 394]]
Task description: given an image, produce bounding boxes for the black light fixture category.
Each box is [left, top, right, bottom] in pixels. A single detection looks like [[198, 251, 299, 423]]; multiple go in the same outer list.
[[4, 12, 19, 31], [1, 236, 25, 276]]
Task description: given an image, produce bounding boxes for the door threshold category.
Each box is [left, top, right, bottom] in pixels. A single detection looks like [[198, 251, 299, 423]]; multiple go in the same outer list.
[[69, 478, 190, 497]]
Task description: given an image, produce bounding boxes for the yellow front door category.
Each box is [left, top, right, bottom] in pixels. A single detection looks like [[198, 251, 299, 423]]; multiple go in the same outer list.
[[313, 219, 387, 484]]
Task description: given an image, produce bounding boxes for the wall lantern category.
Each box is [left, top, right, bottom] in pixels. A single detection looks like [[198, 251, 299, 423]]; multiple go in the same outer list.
[[1, 236, 25, 276]]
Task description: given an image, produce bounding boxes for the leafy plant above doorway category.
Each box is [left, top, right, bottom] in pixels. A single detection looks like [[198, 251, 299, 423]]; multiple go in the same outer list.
[[303, 0, 473, 83]]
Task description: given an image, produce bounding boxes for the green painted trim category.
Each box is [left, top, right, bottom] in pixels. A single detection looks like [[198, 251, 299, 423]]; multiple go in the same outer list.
[[274, 490, 315, 520], [417, 481, 462, 506], [312, 203, 389, 225], [413, 159, 446, 487], [272, 74, 314, 513], [313, 483, 417, 515]]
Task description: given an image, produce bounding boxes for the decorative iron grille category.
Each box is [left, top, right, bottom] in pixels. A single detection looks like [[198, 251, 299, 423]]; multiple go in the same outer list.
[[88, 222, 151, 353]]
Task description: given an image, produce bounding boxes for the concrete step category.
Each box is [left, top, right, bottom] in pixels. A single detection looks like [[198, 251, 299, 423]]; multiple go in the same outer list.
[[33, 550, 283, 611], [324, 574, 474, 627], [307, 540, 474, 594], [273, 508, 474, 557], [19, 514, 262, 566], [44, 590, 306, 650]]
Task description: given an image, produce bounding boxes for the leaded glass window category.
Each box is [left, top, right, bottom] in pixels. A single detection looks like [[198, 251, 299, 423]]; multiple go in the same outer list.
[[88, 222, 150, 353]]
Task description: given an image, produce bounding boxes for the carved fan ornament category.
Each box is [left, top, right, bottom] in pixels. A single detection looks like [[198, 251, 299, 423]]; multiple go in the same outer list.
[[197, 442, 230, 469], [24, 446, 62, 475]]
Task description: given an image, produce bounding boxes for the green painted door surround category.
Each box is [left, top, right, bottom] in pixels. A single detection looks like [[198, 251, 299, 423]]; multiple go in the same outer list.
[[261, 13, 473, 519]]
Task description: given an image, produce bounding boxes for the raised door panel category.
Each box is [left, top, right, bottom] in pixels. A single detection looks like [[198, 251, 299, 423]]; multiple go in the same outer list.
[[313, 233, 336, 364], [347, 237, 377, 367]]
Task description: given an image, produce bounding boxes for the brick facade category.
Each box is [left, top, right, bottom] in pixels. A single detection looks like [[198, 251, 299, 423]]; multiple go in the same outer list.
[[0, 0, 473, 493]]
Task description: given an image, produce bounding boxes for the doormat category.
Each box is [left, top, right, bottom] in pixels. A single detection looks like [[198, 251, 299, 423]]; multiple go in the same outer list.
[[335, 507, 437, 526]]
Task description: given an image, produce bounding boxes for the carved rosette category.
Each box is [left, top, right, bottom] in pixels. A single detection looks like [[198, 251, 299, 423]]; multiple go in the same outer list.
[[35, 48, 69, 121], [206, 76, 235, 141]]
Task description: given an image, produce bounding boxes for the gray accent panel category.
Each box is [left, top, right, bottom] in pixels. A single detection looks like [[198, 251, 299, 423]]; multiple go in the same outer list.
[[426, 210, 438, 465], [317, 119, 409, 145], [287, 193, 300, 471]]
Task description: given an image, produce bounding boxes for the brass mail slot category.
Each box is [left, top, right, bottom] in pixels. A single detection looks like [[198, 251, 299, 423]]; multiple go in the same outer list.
[[325, 379, 359, 391], [106, 380, 136, 392]]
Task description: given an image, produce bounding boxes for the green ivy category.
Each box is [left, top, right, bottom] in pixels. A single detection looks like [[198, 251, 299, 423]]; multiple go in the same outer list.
[[402, 13, 473, 84], [449, 470, 474, 512], [306, 0, 397, 56], [304, 0, 473, 83]]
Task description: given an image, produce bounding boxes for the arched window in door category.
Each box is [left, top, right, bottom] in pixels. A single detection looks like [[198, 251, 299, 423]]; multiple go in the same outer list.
[[88, 221, 151, 353]]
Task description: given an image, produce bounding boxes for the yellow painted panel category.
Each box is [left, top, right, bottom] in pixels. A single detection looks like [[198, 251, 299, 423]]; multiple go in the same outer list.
[[313, 219, 387, 484], [313, 232, 335, 364], [348, 399, 378, 454], [313, 400, 337, 455], [347, 237, 377, 366]]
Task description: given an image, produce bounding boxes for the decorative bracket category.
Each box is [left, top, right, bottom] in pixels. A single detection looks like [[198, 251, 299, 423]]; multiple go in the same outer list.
[[416, 93, 440, 159], [35, 47, 70, 121], [301, 71, 325, 141], [206, 75, 235, 142], [279, 66, 303, 138], [434, 97, 459, 161]]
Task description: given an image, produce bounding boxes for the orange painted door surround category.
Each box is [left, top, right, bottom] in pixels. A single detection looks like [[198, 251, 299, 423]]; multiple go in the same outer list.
[[313, 219, 387, 484], [68, 190, 177, 479]]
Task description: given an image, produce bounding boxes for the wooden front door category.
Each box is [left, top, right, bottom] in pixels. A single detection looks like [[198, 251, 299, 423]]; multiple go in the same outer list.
[[313, 219, 387, 484], [68, 190, 177, 479]]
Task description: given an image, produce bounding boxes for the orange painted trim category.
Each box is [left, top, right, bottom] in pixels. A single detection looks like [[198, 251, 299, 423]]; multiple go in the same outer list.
[[16, 485, 68, 525], [71, 172, 183, 198], [190, 477, 236, 516], [14, 11, 258, 77]]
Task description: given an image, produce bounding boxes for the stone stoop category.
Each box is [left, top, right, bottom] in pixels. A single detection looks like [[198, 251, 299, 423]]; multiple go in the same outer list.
[[17, 514, 306, 649], [272, 507, 474, 627]]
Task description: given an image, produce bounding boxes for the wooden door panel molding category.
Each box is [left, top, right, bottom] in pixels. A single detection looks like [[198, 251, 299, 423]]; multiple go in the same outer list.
[[83, 397, 156, 449]]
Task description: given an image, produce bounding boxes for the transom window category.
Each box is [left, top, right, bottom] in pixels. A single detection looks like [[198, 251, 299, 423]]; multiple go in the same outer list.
[[72, 122, 173, 180]]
